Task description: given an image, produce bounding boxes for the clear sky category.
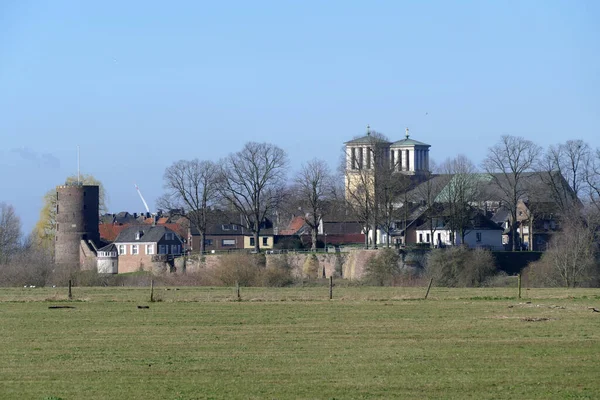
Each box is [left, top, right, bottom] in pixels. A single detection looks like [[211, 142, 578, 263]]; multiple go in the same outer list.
[[1, 0, 599, 233]]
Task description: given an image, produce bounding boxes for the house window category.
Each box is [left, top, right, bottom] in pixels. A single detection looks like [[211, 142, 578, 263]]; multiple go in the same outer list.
[[165, 233, 173, 240], [171, 245, 180, 255], [118, 245, 126, 255], [57, 223, 59, 231], [419, 233, 423, 243], [222, 239, 236, 247], [437, 233, 441, 245], [262, 237, 268, 246], [222, 224, 230, 231], [146, 245, 154, 255], [204, 239, 213, 246], [132, 245, 139, 255], [136, 231, 143, 240], [159, 245, 167, 254], [426, 233, 430, 243], [476, 233, 482, 242], [250, 237, 255, 246]]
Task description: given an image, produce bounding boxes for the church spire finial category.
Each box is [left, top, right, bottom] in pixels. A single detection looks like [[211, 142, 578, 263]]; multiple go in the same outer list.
[[405, 127, 410, 139], [366, 124, 371, 136]]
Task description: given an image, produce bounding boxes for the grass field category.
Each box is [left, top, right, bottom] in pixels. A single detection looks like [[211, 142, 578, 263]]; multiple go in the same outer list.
[[1, 286, 599, 399]]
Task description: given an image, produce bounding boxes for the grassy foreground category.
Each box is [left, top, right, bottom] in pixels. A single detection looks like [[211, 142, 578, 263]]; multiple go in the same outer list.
[[1, 286, 599, 399]]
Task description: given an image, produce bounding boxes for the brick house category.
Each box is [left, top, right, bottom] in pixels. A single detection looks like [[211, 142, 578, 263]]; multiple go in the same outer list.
[[189, 223, 246, 252], [113, 225, 183, 273]]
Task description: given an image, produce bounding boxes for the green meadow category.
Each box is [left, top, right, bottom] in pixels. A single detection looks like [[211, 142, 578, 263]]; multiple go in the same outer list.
[[1, 286, 599, 399]]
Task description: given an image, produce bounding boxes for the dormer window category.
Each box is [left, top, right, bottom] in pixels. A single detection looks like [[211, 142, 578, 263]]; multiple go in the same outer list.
[[165, 233, 174, 240], [135, 230, 144, 240]]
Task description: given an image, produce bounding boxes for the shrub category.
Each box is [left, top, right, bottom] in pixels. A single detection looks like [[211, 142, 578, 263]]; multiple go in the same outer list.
[[262, 254, 295, 287], [364, 248, 401, 286], [425, 247, 496, 287], [274, 237, 304, 250], [302, 254, 319, 279], [214, 253, 263, 286]]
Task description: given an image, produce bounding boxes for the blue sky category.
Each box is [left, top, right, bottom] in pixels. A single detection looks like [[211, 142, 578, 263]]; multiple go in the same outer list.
[[1, 0, 599, 233]]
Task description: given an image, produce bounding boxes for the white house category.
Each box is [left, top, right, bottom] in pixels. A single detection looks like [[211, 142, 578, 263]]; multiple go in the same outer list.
[[416, 213, 504, 250]]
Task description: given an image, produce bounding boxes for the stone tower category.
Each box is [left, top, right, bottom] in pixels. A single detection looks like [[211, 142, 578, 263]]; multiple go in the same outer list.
[[54, 184, 100, 265]]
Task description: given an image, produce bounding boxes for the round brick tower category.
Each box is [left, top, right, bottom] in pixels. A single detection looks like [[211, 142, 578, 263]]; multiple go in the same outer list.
[[54, 184, 100, 265]]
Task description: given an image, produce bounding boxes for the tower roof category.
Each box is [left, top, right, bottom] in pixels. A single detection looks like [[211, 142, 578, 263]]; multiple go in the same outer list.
[[390, 137, 431, 147], [344, 125, 391, 145], [391, 127, 430, 147], [345, 135, 392, 145]]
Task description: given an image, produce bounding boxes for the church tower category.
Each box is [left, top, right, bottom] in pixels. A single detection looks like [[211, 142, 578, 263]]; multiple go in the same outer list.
[[389, 128, 431, 175]]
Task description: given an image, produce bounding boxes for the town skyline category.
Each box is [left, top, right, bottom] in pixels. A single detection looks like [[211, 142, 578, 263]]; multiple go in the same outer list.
[[1, 1, 599, 233]]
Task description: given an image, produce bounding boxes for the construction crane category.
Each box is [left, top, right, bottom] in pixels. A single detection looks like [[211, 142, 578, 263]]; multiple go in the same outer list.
[[134, 184, 151, 215]]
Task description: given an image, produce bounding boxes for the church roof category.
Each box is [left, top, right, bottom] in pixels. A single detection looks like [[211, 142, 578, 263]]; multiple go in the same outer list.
[[391, 137, 430, 147], [344, 135, 391, 145]]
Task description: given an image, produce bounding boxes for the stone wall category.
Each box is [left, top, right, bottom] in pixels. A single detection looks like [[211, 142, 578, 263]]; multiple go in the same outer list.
[[185, 249, 382, 280]]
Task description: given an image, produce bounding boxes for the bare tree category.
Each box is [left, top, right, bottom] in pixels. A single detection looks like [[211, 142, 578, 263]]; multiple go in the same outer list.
[[538, 140, 589, 215], [482, 135, 541, 251], [543, 215, 598, 287], [294, 159, 334, 252], [440, 155, 480, 245], [0, 203, 22, 264], [344, 130, 391, 248], [377, 162, 412, 248], [159, 159, 219, 255], [218, 142, 288, 253], [584, 148, 600, 214], [413, 161, 449, 248]]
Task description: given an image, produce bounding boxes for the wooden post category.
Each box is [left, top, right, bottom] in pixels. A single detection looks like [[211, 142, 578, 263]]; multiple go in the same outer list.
[[424, 278, 433, 299], [518, 273, 522, 299], [329, 276, 333, 300], [236, 281, 241, 301], [68, 280, 72, 300], [150, 279, 154, 302]]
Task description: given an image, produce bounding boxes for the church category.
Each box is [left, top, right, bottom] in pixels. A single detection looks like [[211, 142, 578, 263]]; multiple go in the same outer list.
[[343, 126, 432, 247]]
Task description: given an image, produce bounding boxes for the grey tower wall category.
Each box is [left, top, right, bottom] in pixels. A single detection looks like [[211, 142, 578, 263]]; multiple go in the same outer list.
[[54, 185, 100, 265]]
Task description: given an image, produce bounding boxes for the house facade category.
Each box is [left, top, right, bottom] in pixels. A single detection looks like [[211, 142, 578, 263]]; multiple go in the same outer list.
[[415, 213, 504, 250], [112, 225, 183, 273]]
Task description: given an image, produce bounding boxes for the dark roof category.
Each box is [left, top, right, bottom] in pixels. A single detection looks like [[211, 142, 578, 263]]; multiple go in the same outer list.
[[190, 217, 274, 236], [97, 243, 117, 253], [114, 225, 182, 243], [416, 211, 503, 231], [322, 221, 363, 235], [491, 207, 510, 224]]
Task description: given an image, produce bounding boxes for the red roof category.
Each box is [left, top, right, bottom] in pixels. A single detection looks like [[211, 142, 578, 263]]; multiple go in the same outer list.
[[279, 216, 307, 236]]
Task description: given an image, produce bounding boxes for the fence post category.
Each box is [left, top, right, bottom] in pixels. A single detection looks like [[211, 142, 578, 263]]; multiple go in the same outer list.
[[68, 280, 72, 300], [424, 278, 433, 299], [329, 276, 333, 300], [236, 281, 241, 301], [517, 273, 522, 299], [150, 279, 154, 302]]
